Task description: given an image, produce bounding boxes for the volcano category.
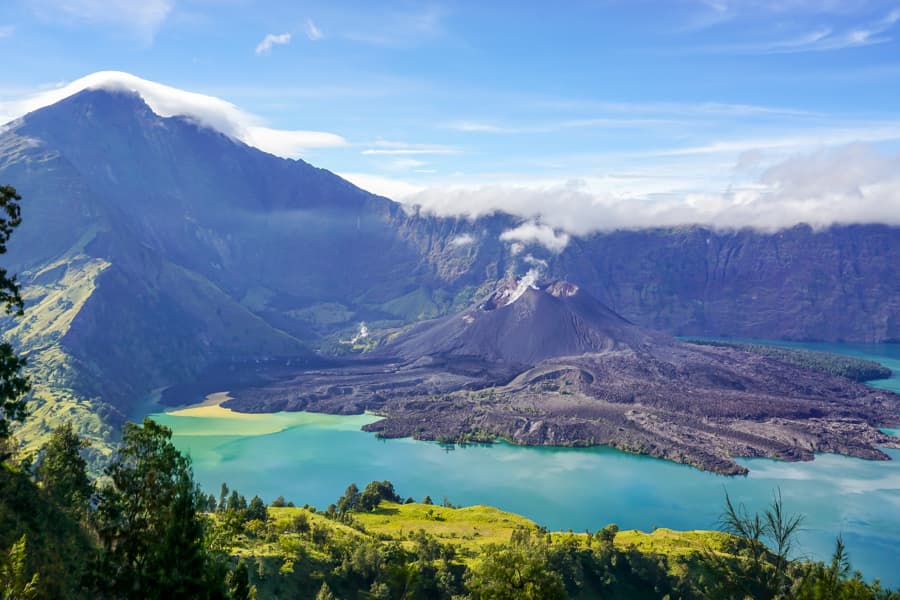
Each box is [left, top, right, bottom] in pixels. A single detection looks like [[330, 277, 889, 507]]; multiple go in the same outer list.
[[385, 276, 666, 366], [222, 277, 900, 475]]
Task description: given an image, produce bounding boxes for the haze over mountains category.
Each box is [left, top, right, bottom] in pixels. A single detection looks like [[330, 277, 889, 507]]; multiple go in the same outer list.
[[2, 74, 900, 459]]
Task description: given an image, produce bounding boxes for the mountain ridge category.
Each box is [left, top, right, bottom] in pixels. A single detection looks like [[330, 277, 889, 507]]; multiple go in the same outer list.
[[2, 85, 900, 461]]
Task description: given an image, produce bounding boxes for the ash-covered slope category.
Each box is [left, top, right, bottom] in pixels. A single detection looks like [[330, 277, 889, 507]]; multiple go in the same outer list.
[[226, 278, 900, 475], [385, 277, 665, 366]]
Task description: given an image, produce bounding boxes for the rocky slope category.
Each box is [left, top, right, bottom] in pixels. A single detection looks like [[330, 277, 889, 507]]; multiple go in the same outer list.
[[223, 280, 900, 475], [395, 215, 900, 343]]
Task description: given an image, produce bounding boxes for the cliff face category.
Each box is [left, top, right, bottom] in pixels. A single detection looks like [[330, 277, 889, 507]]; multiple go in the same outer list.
[[556, 225, 900, 342], [394, 213, 900, 343]]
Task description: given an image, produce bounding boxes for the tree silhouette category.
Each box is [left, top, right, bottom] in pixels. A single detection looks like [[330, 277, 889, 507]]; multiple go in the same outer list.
[[0, 185, 30, 453]]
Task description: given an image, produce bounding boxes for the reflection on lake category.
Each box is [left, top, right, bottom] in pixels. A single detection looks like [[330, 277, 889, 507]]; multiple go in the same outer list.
[[151, 341, 900, 587]]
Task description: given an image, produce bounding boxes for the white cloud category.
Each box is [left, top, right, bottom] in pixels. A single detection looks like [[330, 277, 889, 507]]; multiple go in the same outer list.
[[0, 25, 14, 38], [399, 143, 900, 234], [449, 121, 518, 134], [242, 126, 344, 157], [362, 141, 459, 156], [385, 158, 428, 171], [304, 18, 323, 41], [500, 222, 571, 253], [700, 7, 900, 53], [338, 172, 426, 199], [448, 233, 475, 248], [0, 71, 346, 157], [255, 32, 291, 55], [28, 0, 172, 41]]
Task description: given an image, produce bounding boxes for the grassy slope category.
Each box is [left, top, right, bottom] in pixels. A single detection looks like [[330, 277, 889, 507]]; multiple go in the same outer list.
[[3, 253, 121, 464], [227, 501, 732, 574], [3, 237, 309, 465]]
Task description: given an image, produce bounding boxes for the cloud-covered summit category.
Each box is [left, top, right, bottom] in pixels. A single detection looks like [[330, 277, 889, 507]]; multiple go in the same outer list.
[[0, 71, 345, 158]]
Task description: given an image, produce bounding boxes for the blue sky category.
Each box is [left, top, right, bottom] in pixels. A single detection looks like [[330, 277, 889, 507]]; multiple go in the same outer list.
[[3, 0, 900, 234]]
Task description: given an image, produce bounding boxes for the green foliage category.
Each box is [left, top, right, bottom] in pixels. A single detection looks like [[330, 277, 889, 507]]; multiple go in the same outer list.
[[0, 535, 38, 600], [226, 559, 256, 600], [357, 481, 401, 513], [35, 423, 93, 518], [0, 185, 29, 450], [314, 582, 336, 600], [0, 187, 24, 316], [247, 496, 268, 522], [597, 523, 619, 546], [336, 483, 360, 514], [1, 416, 898, 600], [466, 528, 567, 600], [218, 483, 229, 512], [699, 490, 805, 599], [790, 535, 900, 599], [0, 464, 93, 598], [91, 418, 216, 599], [228, 490, 248, 512]]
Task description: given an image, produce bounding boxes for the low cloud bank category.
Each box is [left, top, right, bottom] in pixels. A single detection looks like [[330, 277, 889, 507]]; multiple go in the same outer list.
[[0, 71, 345, 158], [406, 143, 900, 249]]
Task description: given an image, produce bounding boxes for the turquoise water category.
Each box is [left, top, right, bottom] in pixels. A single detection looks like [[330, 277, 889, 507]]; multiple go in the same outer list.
[[151, 342, 900, 587]]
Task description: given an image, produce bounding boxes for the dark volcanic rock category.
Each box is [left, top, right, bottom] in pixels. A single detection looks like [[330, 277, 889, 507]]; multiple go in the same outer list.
[[383, 278, 665, 366], [227, 280, 900, 475]]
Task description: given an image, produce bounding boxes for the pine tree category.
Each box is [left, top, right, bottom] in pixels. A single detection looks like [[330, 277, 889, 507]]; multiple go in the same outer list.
[[92, 418, 217, 598], [36, 423, 92, 517]]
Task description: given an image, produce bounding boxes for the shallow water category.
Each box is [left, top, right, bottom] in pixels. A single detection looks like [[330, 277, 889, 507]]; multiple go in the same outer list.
[[151, 341, 900, 586]]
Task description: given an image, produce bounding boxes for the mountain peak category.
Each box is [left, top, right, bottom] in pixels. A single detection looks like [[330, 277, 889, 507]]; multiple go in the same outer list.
[[384, 276, 656, 366], [482, 272, 582, 310], [4, 71, 344, 158]]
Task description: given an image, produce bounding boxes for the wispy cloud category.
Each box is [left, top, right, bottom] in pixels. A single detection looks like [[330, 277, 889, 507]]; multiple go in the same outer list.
[[255, 32, 291, 55], [641, 123, 900, 158], [304, 18, 323, 41], [530, 97, 820, 118], [449, 121, 518, 134], [362, 141, 459, 156], [446, 117, 680, 136], [385, 158, 428, 170], [0, 25, 14, 39], [344, 5, 447, 47], [697, 7, 900, 54], [28, 0, 173, 42]]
